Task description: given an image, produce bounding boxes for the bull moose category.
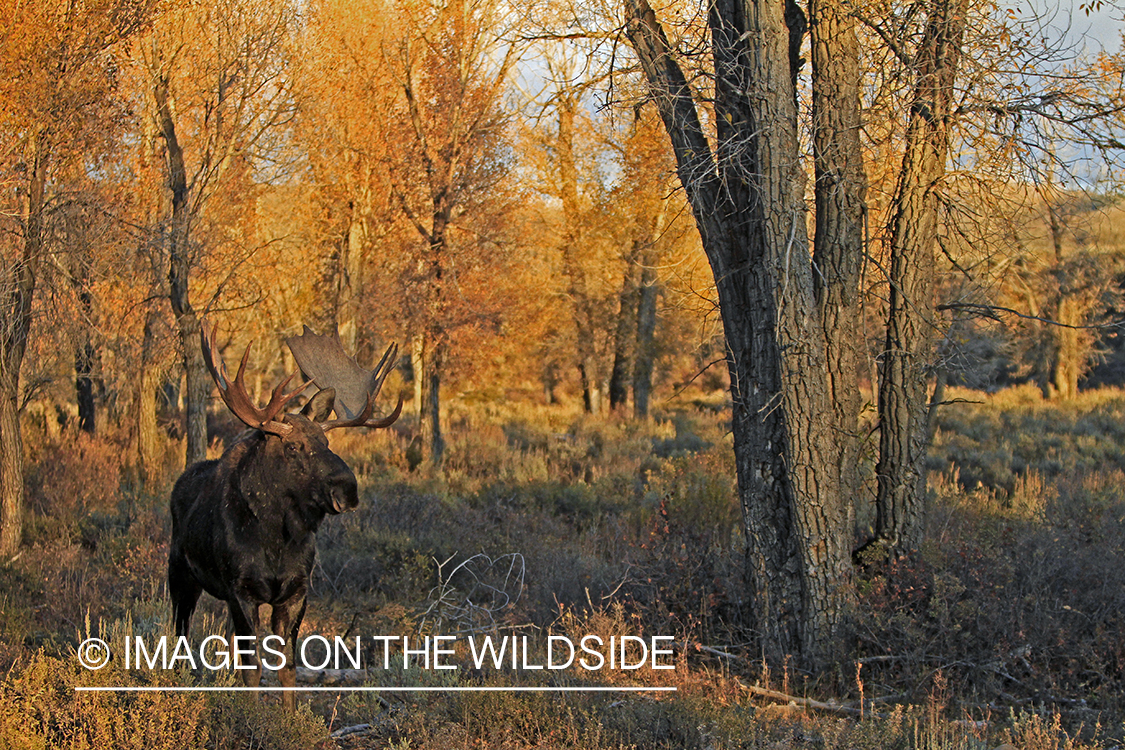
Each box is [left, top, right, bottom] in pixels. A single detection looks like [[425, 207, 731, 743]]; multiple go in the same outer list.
[[168, 322, 401, 710]]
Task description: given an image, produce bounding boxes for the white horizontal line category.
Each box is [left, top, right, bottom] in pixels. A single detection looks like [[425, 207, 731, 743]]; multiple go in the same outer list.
[[74, 686, 677, 693]]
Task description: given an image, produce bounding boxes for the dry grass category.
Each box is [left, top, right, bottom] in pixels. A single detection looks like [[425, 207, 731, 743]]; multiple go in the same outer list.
[[3, 392, 1124, 748]]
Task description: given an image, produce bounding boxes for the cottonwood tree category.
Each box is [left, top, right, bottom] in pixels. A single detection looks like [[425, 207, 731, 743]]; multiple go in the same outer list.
[[523, 57, 698, 417], [995, 56, 1125, 401], [522, 58, 621, 415], [379, 0, 522, 465], [622, 0, 858, 665], [300, 0, 532, 465], [1009, 183, 1121, 399], [0, 0, 152, 557], [869, 0, 971, 556], [608, 103, 682, 419], [860, 0, 1125, 557], [138, 0, 298, 466], [553, 78, 610, 413], [811, 0, 868, 507]]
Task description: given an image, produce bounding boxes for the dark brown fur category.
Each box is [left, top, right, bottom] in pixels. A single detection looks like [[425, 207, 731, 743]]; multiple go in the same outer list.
[[168, 390, 352, 710]]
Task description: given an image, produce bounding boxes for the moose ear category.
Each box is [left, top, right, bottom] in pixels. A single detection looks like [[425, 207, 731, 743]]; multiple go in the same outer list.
[[301, 388, 336, 422]]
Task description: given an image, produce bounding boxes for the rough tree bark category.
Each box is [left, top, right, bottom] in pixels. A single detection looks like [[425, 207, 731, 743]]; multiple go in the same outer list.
[[810, 0, 867, 511], [625, 0, 853, 666], [873, 0, 969, 556]]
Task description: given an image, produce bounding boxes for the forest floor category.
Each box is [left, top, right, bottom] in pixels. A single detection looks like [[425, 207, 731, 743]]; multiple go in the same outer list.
[[2, 384, 1124, 748]]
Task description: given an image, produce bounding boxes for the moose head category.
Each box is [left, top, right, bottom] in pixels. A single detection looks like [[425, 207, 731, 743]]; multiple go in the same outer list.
[[168, 321, 402, 711]]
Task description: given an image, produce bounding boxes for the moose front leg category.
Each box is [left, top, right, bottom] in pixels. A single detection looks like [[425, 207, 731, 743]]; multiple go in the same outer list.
[[270, 593, 308, 713], [227, 597, 263, 690]]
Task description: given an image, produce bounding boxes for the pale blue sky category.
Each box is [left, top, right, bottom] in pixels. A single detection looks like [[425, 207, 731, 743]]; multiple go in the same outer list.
[[1017, 0, 1123, 51]]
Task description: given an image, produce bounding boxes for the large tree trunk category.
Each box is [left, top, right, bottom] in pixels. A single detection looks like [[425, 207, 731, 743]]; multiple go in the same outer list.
[[873, 0, 968, 556], [0, 136, 46, 557], [810, 0, 867, 517], [155, 75, 209, 467], [625, 0, 852, 667]]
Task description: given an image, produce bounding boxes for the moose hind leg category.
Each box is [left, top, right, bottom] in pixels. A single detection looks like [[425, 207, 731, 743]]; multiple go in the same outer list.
[[168, 555, 202, 638], [270, 594, 307, 713]]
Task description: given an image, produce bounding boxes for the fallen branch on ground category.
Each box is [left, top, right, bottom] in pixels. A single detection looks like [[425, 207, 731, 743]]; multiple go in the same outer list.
[[737, 681, 890, 719]]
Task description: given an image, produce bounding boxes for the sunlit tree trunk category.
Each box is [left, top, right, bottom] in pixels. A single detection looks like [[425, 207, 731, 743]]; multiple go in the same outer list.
[[327, 204, 366, 353], [811, 0, 867, 516], [154, 75, 209, 467], [874, 0, 969, 556], [1045, 200, 1081, 400], [1054, 295, 1081, 399], [556, 91, 604, 414], [625, 0, 852, 667], [411, 333, 425, 418], [0, 136, 46, 557], [137, 305, 164, 486]]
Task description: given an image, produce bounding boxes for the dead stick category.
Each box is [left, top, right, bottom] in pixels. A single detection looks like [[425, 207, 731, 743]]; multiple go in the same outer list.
[[738, 681, 883, 719]]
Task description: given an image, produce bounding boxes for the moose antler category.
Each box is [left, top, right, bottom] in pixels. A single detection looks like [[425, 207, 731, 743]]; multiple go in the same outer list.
[[285, 326, 403, 431], [201, 320, 310, 437]]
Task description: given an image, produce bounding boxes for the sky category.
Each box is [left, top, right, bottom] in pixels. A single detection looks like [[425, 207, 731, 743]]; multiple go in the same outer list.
[[1018, 0, 1124, 51]]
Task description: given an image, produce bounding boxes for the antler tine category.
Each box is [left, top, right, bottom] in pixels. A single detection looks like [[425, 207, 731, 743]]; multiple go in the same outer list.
[[201, 320, 230, 389], [257, 370, 311, 425], [232, 344, 253, 393], [201, 319, 311, 437]]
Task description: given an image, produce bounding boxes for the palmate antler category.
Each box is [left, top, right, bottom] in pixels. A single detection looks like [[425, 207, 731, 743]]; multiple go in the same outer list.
[[285, 326, 403, 431], [201, 320, 312, 437]]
